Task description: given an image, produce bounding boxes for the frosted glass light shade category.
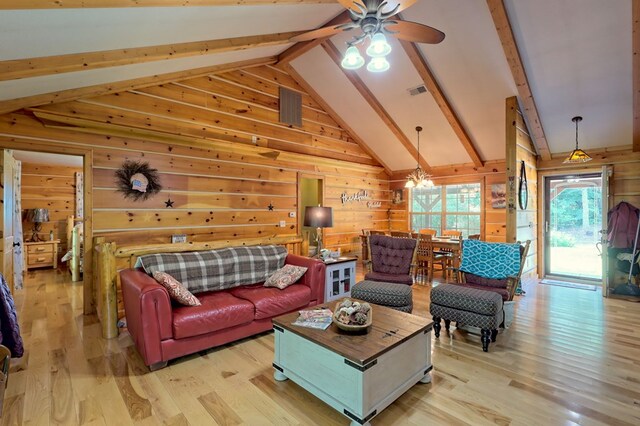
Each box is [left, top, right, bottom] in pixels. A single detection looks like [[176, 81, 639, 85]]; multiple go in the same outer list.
[[341, 46, 365, 70], [366, 32, 392, 58], [367, 57, 390, 73]]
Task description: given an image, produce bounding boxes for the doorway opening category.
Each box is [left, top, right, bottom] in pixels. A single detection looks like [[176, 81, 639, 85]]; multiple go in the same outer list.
[[543, 173, 603, 282], [297, 174, 324, 257]]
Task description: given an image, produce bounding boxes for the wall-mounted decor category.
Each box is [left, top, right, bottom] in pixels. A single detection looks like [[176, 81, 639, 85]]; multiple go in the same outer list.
[[518, 160, 528, 210], [115, 160, 162, 201], [491, 183, 507, 209], [392, 189, 403, 204], [341, 190, 370, 204]]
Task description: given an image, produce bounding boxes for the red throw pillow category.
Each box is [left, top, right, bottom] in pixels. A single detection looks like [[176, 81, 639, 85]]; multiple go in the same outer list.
[[152, 271, 201, 306], [264, 264, 308, 290]]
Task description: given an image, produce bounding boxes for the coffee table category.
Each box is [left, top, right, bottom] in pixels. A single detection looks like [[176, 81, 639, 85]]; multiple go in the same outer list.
[[272, 303, 433, 426]]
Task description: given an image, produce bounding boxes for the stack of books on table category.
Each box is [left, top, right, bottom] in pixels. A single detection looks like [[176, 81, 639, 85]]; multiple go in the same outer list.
[[292, 308, 333, 330]]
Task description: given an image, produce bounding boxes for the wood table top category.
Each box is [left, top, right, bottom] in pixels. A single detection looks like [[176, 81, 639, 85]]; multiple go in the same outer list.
[[272, 301, 433, 366]]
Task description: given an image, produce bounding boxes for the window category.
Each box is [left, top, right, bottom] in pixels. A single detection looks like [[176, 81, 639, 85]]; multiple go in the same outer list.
[[410, 183, 481, 238]]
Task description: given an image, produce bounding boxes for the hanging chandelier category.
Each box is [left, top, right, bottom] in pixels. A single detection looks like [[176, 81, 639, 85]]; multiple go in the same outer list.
[[405, 126, 434, 188], [563, 116, 592, 164]]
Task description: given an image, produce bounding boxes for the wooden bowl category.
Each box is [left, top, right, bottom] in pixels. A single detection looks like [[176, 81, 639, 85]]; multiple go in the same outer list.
[[332, 300, 373, 332]]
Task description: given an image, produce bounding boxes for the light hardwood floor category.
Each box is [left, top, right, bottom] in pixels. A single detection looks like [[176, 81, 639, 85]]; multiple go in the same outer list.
[[3, 267, 640, 425]]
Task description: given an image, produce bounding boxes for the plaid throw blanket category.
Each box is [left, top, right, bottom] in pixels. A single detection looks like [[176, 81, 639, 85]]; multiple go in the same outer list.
[[136, 245, 288, 294], [459, 239, 521, 279]]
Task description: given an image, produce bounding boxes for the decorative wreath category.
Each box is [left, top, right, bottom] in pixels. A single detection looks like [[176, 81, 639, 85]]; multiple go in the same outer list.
[[115, 160, 162, 201]]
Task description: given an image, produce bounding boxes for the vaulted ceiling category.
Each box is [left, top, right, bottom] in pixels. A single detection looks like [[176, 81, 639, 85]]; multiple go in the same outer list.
[[0, 0, 634, 171]]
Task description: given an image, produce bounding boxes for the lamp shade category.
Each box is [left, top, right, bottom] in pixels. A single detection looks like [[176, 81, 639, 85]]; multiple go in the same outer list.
[[303, 206, 333, 228], [26, 208, 50, 223]]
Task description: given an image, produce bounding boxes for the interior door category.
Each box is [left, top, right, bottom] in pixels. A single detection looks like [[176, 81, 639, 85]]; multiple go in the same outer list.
[[0, 150, 16, 293]]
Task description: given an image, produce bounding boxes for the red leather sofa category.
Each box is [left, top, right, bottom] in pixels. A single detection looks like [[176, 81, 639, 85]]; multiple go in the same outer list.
[[120, 254, 325, 370]]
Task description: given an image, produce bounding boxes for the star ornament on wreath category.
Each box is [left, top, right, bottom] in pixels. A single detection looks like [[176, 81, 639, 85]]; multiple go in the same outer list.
[[115, 160, 162, 201]]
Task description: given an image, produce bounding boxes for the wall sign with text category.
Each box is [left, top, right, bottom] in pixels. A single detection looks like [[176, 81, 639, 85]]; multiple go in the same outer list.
[[341, 190, 381, 208]]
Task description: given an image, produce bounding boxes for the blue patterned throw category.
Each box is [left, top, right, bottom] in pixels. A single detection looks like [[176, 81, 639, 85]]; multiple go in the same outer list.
[[459, 239, 521, 279]]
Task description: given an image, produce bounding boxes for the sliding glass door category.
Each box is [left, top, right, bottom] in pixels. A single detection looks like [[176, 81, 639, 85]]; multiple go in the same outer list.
[[544, 173, 602, 281]]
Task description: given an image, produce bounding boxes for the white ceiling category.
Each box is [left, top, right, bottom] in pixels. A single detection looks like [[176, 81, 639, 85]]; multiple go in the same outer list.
[[0, 1, 634, 170], [506, 0, 632, 152], [13, 150, 83, 167]]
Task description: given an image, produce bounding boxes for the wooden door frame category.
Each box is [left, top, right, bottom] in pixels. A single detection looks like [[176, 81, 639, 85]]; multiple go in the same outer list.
[[539, 169, 603, 282], [297, 172, 325, 252], [0, 141, 94, 315]]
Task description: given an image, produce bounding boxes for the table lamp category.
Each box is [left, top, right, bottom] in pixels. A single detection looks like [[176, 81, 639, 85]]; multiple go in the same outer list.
[[26, 208, 50, 242], [303, 206, 333, 257]]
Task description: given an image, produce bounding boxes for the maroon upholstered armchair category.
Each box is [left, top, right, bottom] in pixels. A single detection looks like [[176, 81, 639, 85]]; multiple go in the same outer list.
[[364, 235, 418, 285]]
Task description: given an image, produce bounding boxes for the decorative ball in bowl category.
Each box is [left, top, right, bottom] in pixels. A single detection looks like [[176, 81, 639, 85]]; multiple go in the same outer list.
[[333, 299, 373, 332]]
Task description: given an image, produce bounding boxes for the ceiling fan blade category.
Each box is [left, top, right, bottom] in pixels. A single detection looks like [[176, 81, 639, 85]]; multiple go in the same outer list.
[[337, 0, 417, 15], [386, 20, 445, 44], [381, 0, 418, 15], [289, 25, 345, 43], [336, 0, 367, 13]]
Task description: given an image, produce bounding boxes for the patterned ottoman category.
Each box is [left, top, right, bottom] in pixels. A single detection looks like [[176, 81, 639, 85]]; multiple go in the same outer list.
[[429, 284, 503, 352], [351, 280, 413, 313]]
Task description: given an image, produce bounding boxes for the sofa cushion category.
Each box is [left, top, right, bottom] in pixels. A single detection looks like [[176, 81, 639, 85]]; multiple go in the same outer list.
[[172, 291, 255, 339], [264, 264, 308, 289], [136, 245, 288, 294], [464, 273, 509, 289], [230, 284, 311, 320], [152, 271, 201, 306], [364, 271, 413, 285]]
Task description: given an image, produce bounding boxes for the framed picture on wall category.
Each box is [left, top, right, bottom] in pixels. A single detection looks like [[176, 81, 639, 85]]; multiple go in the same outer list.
[[392, 189, 403, 204], [491, 184, 507, 209]]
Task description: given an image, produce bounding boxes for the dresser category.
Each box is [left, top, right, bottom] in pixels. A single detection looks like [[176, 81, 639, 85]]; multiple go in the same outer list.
[[25, 240, 59, 270]]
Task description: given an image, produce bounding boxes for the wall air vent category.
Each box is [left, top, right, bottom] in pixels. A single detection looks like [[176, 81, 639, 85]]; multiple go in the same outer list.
[[408, 85, 428, 96], [279, 87, 302, 127]]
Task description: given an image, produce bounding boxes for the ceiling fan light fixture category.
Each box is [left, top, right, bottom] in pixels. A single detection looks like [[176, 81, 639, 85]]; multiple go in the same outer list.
[[366, 32, 392, 57], [341, 45, 365, 70], [563, 116, 592, 164], [367, 56, 390, 72]]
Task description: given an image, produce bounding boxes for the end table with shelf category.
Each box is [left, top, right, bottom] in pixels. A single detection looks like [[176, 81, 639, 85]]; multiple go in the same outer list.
[[323, 257, 357, 302], [25, 240, 59, 270]]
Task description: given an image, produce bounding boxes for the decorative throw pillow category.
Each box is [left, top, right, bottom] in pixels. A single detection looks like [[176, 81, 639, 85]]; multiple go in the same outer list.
[[264, 264, 308, 290], [152, 271, 201, 306]]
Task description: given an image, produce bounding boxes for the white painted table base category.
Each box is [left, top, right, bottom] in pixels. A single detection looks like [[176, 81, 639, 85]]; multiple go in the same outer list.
[[273, 325, 432, 426]]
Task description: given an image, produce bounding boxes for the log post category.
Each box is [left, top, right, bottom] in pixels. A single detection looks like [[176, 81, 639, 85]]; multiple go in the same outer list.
[[95, 240, 118, 339]]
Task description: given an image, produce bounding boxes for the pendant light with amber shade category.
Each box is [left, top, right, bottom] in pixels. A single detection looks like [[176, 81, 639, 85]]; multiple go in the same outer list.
[[563, 116, 592, 164]]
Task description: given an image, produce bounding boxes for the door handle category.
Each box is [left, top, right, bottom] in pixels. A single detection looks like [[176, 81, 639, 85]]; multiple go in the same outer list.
[[545, 221, 549, 233]]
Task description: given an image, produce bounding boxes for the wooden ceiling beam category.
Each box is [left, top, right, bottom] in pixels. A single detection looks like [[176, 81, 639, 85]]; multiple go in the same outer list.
[[487, 0, 551, 161], [321, 40, 431, 171], [277, 10, 351, 65], [0, 56, 276, 115], [399, 39, 484, 167], [0, 0, 334, 9], [280, 63, 392, 175], [0, 31, 301, 82], [634, 0, 640, 152]]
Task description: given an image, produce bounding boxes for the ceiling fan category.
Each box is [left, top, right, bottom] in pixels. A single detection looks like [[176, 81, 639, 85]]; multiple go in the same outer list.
[[290, 0, 445, 72]]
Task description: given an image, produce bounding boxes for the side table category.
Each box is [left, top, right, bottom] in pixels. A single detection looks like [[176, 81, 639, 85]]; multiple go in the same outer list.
[[25, 240, 60, 270], [324, 257, 356, 302]]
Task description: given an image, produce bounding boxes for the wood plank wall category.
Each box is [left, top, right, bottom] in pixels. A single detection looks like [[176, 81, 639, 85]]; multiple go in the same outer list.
[[0, 65, 389, 262], [505, 97, 538, 279], [390, 161, 507, 242], [21, 162, 81, 256]]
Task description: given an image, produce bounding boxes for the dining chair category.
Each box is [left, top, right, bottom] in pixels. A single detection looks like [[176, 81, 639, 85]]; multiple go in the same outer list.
[[390, 231, 412, 238], [413, 234, 447, 284], [438, 230, 462, 278], [419, 228, 437, 236], [442, 230, 462, 239], [468, 234, 481, 240]]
